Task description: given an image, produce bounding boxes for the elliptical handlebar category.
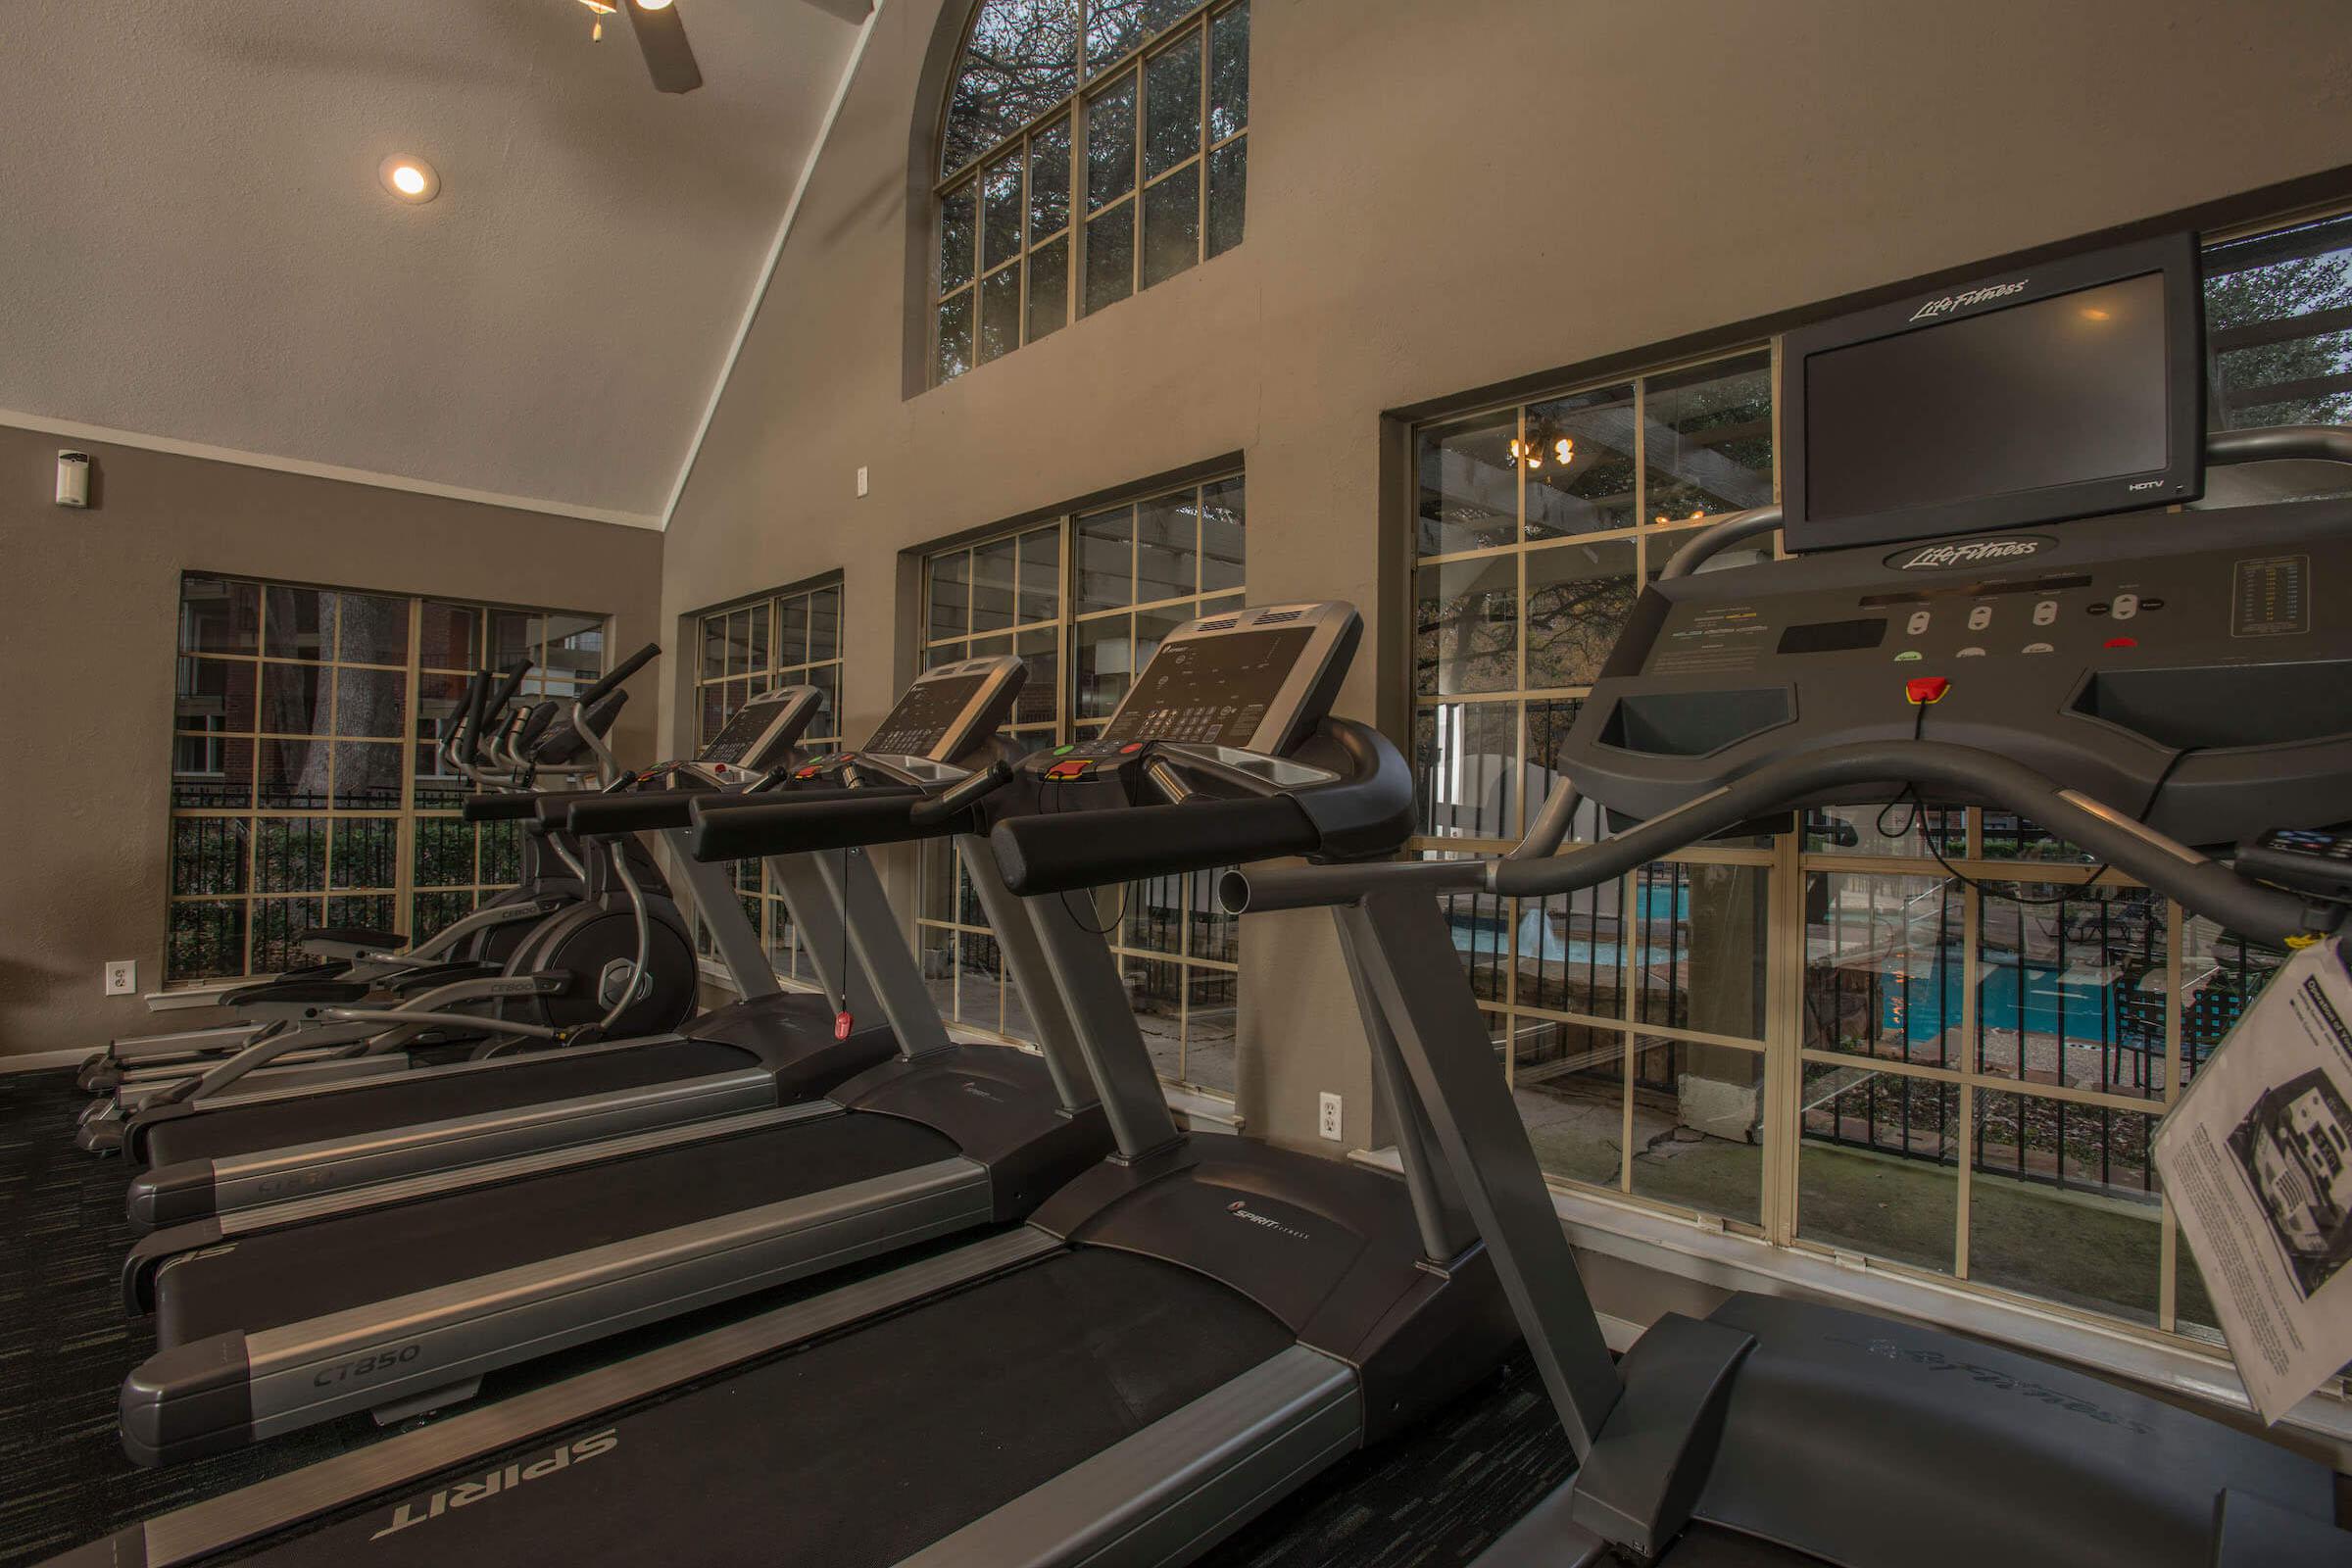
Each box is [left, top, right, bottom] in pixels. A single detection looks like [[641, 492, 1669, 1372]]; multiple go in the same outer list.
[[578, 641, 660, 708], [445, 669, 489, 771]]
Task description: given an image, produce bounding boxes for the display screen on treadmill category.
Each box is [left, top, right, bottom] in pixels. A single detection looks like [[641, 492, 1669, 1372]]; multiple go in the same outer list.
[[1804, 272, 2171, 522], [699, 692, 805, 766], [1102, 628, 1315, 750], [865, 674, 986, 758]]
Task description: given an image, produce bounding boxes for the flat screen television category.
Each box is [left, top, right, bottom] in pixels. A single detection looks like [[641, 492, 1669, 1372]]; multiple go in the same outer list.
[[1780, 231, 2203, 552]]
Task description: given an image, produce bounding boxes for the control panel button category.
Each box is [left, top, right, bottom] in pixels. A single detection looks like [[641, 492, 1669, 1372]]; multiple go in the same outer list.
[[1905, 677, 1950, 706], [2140, 597, 2165, 612], [1955, 647, 1986, 658], [1053, 743, 1075, 756], [1894, 650, 1924, 662], [2103, 636, 2138, 650], [2033, 600, 2057, 626], [1967, 606, 1992, 631], [2022, 642, 2054, 655], [1118, 742, 1144, 754], [2088, 602, 2110, 615], [2111, 593, 2139, 620], [1906, 611, 1932, 636]]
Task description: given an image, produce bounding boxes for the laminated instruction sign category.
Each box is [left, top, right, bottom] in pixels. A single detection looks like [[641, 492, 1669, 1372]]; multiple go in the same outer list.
[[2154, 938, 2352, 1423]]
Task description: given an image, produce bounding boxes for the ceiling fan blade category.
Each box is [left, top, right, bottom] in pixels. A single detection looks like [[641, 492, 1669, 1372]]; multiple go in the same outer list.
[[626, 2, 703, 94]]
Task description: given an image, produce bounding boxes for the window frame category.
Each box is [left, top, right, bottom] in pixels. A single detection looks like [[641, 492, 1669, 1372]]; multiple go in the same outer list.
[[166, 575, 610, 985], [931, 0, 1250, 383], [685, 575, 849, 986], [1396, 211, 2352, 1356], [916, 470, 1247, 1094]]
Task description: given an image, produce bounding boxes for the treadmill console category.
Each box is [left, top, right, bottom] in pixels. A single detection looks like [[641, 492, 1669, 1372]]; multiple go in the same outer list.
[[701, 687, 823, 769], [788, 655, 1024, 785], [1023, 603, 1357, 783], [2237, 828, 2352, 905], [1562, 496, 2352, 846]]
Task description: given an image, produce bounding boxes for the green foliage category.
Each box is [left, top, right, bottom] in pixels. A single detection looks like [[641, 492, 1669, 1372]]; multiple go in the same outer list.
[[2204, 232, 2352, 426]]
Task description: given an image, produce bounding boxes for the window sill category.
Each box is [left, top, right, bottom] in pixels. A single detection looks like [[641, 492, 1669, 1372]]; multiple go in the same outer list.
[[1350, 1145, 2352, 1456]]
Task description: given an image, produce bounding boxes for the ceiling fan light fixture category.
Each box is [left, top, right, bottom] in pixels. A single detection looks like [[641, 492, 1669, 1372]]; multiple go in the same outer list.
[[377, 154, 440, 204]]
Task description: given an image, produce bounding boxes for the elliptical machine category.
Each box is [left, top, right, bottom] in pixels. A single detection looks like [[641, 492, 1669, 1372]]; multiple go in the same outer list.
[[77, 661, 599, 1096], [79, 645, 698, 1154]]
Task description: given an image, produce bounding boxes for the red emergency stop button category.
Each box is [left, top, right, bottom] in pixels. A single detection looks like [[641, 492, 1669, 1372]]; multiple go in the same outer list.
[[1905, 676, 1950, 706], [2103, 636, 2137, 649], [1119, 742, 1144, 754]]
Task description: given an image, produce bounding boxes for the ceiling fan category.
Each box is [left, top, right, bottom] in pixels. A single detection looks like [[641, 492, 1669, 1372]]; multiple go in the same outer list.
[[575, 0, 703, 95]]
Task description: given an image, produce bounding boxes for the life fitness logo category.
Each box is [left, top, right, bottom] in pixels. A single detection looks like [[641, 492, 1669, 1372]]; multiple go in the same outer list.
[[1908, 278, 2028, 321], [1886, 536, 2054, 571]]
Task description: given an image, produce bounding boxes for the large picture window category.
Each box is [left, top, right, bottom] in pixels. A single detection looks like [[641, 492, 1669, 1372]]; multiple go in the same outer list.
[[918, 472, 1246, 1092], [1405, 216, 2347, 1350], [934, 0, 1249, 384], [688, 578, 846, 986], [169, 574, 607, 983]]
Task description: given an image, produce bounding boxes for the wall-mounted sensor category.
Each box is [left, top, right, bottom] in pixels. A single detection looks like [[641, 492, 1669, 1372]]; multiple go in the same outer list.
[[56, 450, 90, 508]]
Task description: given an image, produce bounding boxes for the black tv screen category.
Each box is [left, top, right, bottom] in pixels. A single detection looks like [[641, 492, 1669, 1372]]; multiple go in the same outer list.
[[1781, 232, 2202, 551]]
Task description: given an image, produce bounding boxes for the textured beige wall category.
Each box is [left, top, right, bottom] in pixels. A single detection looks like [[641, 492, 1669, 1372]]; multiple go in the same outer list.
[[0, 426, 664, 1058], [650, 0, 2352, 1150]]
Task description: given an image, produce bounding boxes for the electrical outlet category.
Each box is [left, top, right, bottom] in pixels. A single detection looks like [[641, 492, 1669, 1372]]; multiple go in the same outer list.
[[104, 959, 137, 997], [1318, 1092, 1343, 1142], [856, 466, 870, 498]]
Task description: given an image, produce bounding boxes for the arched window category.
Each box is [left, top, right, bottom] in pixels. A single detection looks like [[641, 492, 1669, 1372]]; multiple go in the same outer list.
[[933, 0, 1250, 383]]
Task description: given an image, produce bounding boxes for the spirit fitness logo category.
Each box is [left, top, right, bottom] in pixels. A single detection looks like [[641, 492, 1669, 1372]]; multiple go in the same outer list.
[[1908, 278, 2028, 321], [369, 1431, 618, 1541], [1227, 1200, 1311, 1240]]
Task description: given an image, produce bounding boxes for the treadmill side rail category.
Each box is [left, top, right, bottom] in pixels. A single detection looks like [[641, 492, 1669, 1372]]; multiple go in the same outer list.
[[122, 1156, 997, 1464], [901, 1345, 1361, 1568], [95, 1230, 1065, 1567], [135, 1065, 780, 1229]]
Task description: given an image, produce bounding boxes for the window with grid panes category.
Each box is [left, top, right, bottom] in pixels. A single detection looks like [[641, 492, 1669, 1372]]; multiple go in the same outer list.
[[934, 0, 1249, 383], [688, 579, 845, 985], [1403, 216, 2352, 1347], [169, 575, 608, 983], [918, 473, 1246, 1093]]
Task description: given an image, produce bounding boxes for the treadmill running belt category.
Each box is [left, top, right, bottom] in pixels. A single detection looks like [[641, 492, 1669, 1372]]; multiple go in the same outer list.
[[154, 1114, 960, 1346], [249, 1249, 1293, 1566], [139, 1035, 779, 1167]]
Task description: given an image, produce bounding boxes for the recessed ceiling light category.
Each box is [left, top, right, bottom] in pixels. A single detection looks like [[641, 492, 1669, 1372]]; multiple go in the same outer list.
[[636, 0, 675, 10], [378, 154, 440, 204]]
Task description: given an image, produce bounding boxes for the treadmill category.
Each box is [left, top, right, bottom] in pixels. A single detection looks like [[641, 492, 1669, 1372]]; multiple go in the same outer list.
[[115, 677, 848, 1228], [114, 654, 1110, 1466], [59, 602, 1521, 1567], [1218, 251, 2352, 1564]]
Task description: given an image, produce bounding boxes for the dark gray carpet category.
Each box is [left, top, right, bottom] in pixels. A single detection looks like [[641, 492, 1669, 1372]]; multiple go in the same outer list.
[[1, 1065, 1578, 1566]]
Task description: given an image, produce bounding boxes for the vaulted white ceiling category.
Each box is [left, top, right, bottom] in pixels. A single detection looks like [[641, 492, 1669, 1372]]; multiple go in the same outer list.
[[0, 0, 866, 525]]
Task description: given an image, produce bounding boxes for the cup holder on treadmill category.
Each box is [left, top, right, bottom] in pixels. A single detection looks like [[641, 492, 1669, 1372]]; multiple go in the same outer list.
[[1595, 688, 1795, 759], [2069, 660, 2352, 751]]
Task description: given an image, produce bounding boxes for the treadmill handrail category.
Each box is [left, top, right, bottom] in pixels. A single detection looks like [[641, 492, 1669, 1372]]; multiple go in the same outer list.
[[1657, 422, 2352, 580], [1225, 740, 2342, 947]]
